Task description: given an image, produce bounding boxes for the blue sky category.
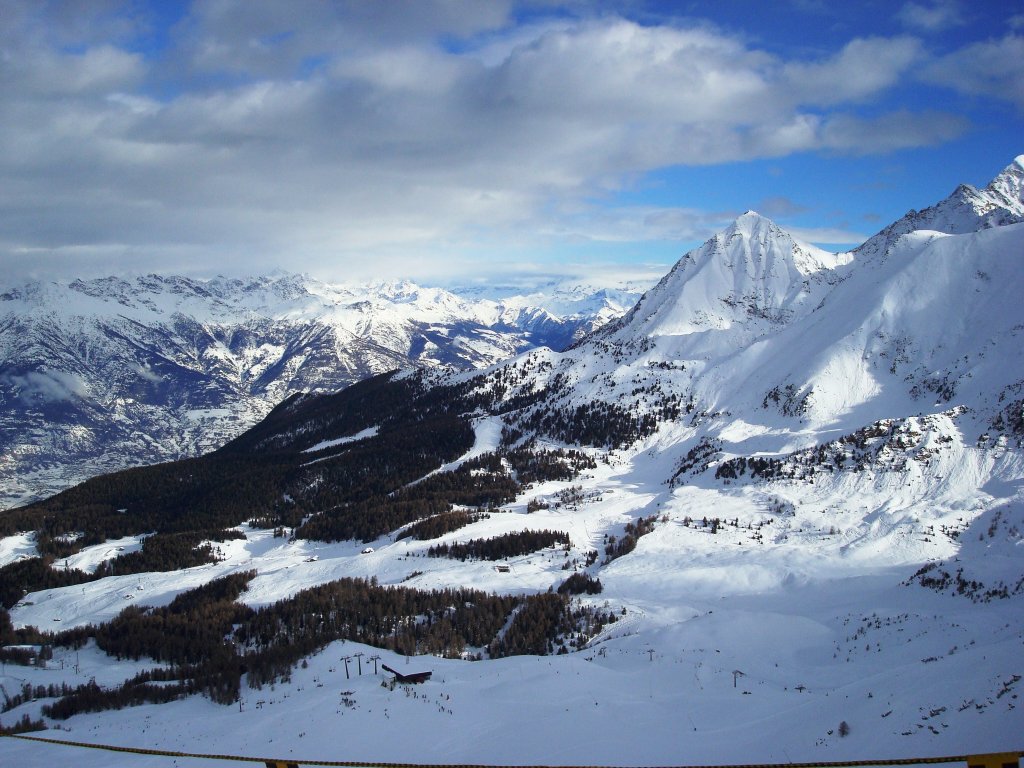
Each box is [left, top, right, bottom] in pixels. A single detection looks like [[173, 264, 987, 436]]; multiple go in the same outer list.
[[1, 0, 1021, 286]]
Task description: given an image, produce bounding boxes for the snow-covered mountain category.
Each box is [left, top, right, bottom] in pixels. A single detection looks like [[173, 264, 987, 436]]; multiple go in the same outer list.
[[450, 276, 651, 333], [574, 213, 1023, 438], [2, 157, 1024, 765], [0, 274, 645, 508], [858, 153, 1024, 258]]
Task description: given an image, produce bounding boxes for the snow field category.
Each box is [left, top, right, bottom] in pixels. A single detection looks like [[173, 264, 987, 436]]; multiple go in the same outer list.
[[6, 420, 1020, 764], [4, 577, 1021, 766]]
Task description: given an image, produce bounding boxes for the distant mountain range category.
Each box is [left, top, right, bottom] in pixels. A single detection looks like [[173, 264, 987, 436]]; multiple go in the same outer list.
[[0, 274, 647, 508]]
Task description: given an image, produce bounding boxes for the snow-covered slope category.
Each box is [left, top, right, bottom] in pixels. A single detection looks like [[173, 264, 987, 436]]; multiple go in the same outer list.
[[2, 157, 1023, 766], [857, 154, 1024, 260], [0, 274, 645, 508], [548, 162, 1024, 445], [599, 212, 851, 340]]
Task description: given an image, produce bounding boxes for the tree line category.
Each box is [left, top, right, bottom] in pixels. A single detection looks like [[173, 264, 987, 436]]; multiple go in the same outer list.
[[0, 528, 249, 609], [7, 566, 619, 720], [604, 514, 658, 563], [397, 510, 491, 542], [488, 592, 617, 657], [427, 529, 570, 561]]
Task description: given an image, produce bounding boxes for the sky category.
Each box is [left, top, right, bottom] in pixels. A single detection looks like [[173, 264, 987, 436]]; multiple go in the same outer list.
[[1, 0, 1022, 288]]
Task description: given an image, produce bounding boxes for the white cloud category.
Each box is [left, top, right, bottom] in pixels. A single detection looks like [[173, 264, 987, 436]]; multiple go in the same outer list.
[[0, 7, 986, 282], [2, 371, 89, 403], [173, 0, 513, 76], [787, 225, 869, 246], [534, 204, 734, 245], [896, 0, 965, 32], [817, 111, 969, 154], [756, 196, 809, 218], [922, 35, 1024, 110], [782, 37, 923, 105]]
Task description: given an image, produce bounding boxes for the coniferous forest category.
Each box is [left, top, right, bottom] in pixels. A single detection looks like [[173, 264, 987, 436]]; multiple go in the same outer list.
[[427, 529, 570, 561], [0, 571, 615, 719]]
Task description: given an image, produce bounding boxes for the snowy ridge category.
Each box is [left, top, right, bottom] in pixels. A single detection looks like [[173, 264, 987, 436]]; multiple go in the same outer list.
[[556, 164, 1024, 438], [855, 154, 1024, 260], [594, 211, 850, 345]]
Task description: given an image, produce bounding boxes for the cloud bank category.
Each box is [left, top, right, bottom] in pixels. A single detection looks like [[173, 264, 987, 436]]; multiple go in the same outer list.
[[0, 1, 1016, 283]]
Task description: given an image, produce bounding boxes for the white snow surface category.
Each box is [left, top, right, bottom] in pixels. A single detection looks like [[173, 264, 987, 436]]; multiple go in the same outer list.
[[0, 532, 36, 566], [301, 426, 379, 453], [4, 158, 1024, 765], [4, 430, 1023, 765], [65, 537, 146, 574]]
